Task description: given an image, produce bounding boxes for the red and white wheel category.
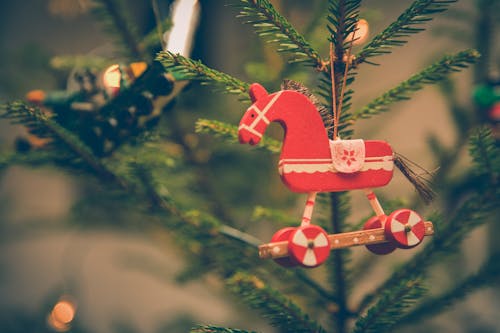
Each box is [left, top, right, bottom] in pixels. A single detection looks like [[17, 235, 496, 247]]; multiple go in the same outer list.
[[270, 227, 298, 267], [363, 216, 396, 255], [288, 225, 330, 268], [385, 209, 426, 249]]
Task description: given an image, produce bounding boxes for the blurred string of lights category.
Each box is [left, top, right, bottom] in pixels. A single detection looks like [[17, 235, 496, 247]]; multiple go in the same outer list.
[[40, 1, 200, 331]]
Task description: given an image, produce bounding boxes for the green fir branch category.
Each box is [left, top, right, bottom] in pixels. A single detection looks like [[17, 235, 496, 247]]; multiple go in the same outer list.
[[357, 187, 498, 315], [195, 119, 281, 153], [352, 49, 480, 120], [356, 130, 498, 313], [468, 127, 499, 182], [156, 52, 250, 100], [399, 253, 500, 326], [251, 206, 296, 225], [327, 0, 362, 53], [227, 273, 327, 333], [191, 326, 257, 333], [353, 279, 427, 333], [91, 0, 144, 59], [0, 102, 119, 183], [234, 0, 324, 67], [355, 0, 457, 65]]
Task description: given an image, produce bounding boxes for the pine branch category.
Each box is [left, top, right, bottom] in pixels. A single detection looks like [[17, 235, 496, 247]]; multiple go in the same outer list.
[[352, 49, 480, 120], [399, 253, 500, 326], [468, 127, 499, 183], [0, 151, 62, 169], [252, 206, 296, 225], [0, 102, 120, 183], [195, 119, 281, 154], [355, 0, 457, 65], [227, 273, 327, 333], [357, 130, 498, 312], [91, 0, 144, 59], [353, 279, 427, 333], [234, 0, 324, 67], [357, 190, 498, 315], [327, 0, 362, 54], [191, 326, 257, 333], [156, 52, 250, 100]]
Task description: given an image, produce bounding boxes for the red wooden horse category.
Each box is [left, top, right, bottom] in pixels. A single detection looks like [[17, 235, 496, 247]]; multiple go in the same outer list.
[[238, 83, 433, 268]]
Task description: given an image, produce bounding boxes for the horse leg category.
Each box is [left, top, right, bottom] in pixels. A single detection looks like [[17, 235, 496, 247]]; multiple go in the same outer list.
[[301, 192, 317, 226], [363, 188, 396, 254], [364, 188, 386, 222]]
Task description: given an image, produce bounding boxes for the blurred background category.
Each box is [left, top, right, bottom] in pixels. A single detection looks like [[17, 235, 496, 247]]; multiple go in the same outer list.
[[0, 0, 498, 332]]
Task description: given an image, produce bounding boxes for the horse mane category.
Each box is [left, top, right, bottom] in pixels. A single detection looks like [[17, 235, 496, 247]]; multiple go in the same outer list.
[[281, 79, 332, 136]]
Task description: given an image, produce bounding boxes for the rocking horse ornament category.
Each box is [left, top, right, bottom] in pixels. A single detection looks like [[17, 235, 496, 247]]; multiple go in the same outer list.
[[238, 83, 435, 268]]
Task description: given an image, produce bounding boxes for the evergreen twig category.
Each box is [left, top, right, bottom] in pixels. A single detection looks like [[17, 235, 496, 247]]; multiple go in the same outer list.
[[355, 0, 457, 65], [234, 0, 324, 68], [0, 102, 121, 184], [227, 272, 327, 333], [399, 253, 500, 326], [352, 49, 480, 120], [353, 279, 427, 333], [156, 52, 250, 100], [195, 119, 281, 153], [357, 129, 499, 314]]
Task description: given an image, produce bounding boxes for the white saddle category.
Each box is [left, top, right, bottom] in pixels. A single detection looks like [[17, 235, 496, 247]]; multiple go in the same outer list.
[[329, 139, 365, 173]]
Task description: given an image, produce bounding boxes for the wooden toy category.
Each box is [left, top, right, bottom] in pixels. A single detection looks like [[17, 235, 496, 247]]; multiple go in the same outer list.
[[238, 83, 434, 268]]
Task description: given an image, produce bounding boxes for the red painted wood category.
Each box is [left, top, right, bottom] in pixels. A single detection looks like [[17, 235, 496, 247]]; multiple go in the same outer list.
[[270, 227, 298, 267], [238, 84, 394, 193], [288, 225, 330, 268], [385, 209, 426, 249], [363, 216, 397, 255]]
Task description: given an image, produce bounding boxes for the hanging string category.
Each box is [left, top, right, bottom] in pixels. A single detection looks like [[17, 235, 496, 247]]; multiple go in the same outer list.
[[330, 23, 357, 140], [329, 41, 338, 140]]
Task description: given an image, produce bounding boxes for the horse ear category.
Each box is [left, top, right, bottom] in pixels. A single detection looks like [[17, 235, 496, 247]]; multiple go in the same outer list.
[[249, 83, 268, 103]]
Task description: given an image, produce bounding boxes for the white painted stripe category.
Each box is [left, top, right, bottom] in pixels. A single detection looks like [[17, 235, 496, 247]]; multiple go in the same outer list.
[[246, 91, 282, 133], [292, 229, 308, 248], [238, 124, 263, 138], [280, 161, 394, 173], [303, 249, 317, 266], [406, 230, 420, 246], [314, 233, 329, 247], [391, 220, 406, 233], [408, 211, 421, 227]]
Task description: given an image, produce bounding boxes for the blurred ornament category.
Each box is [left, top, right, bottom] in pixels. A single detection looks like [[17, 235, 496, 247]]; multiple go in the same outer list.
[[473, 78, 500, 139], [346, 18, 369, 45], [47, 296, 77, 332]]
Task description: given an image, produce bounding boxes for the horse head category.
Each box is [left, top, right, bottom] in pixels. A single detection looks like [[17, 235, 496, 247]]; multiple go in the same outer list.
[[238, 83, 274, 145]]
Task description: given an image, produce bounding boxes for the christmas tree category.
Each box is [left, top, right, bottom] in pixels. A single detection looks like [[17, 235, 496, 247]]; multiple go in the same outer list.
[[0, 0, 499, 332]]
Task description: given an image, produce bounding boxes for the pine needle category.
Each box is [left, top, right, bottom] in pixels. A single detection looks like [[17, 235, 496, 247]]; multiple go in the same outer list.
[[356, 0, 458, 65], [352, 49, 480, 120], [195, 118, 281, 154], [156, 51, 250, 100], [227, 272, 327, 333], [234, 0, 324, 67]]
